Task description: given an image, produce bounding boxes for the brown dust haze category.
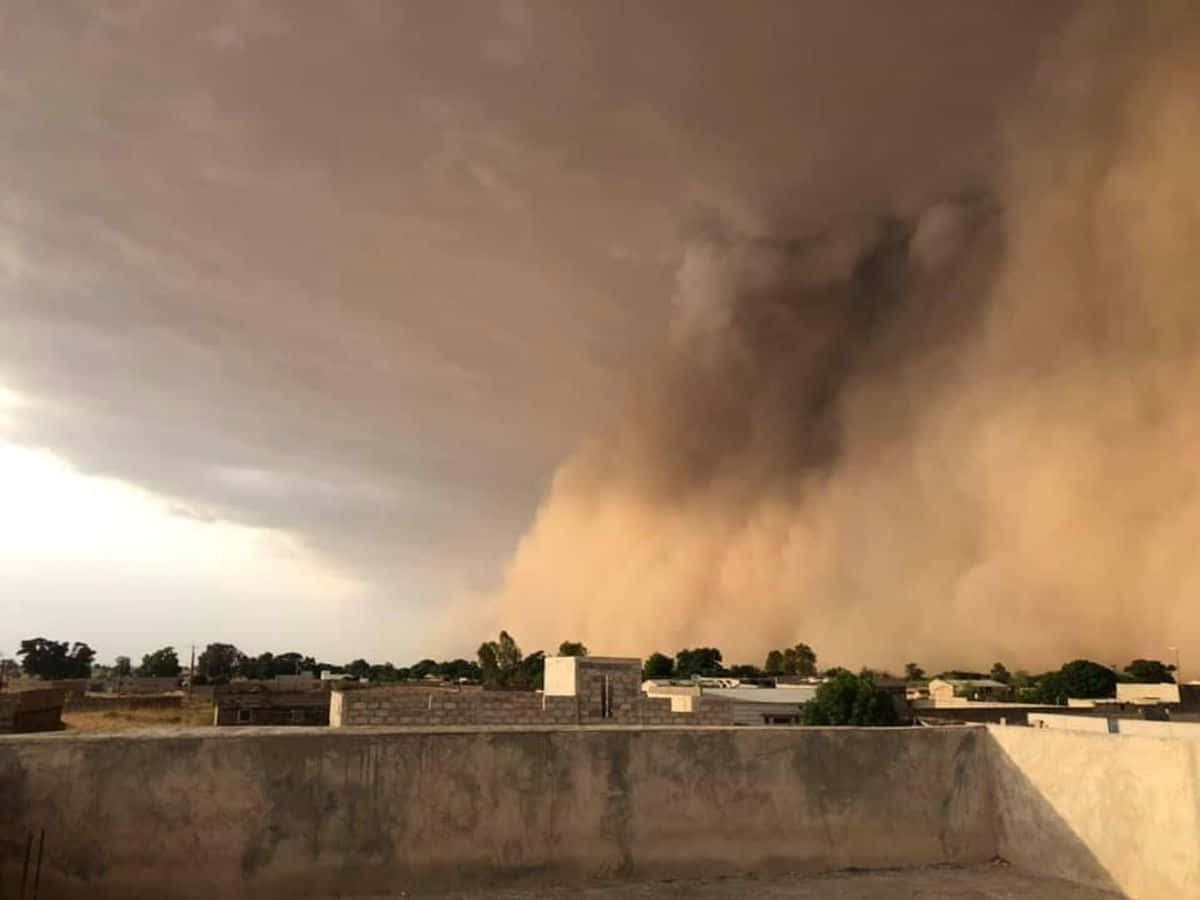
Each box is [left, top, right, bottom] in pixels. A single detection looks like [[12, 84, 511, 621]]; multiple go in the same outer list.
[[496, 3, 1200, 672]]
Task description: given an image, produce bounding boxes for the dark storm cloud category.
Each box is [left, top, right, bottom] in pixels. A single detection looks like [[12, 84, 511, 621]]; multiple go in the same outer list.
[[0, 0, 1074, 657], [502, 3, 1200, 672]]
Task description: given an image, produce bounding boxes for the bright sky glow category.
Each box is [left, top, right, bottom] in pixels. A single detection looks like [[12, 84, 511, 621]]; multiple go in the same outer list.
[[0, 425, 365, 662]]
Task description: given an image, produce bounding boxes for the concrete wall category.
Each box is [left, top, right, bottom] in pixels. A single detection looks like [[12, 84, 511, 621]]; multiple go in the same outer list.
[[0, 727, 992, 899], [988, 725, 1200, 899], [330, 686, 733, 727], [63, 694, 183, 714], [213, 690, 330, 727], [1028, 711, 1200, 738], [1116, 682, 1179, 704], [104, 677, 181, 695], [5, 679, 88, 699], [0, 689, 64, 734]]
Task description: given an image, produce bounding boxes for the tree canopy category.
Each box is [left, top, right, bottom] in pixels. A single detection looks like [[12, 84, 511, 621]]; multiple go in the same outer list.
[[197, 643, 243, 681], [558, 641, 588, 657], [674, 647, 724, 678], [17, 637, 95, 680], [989, 662, 1012, 684], [904, 662, 925, 681], [763, 643, 817, 677], [137, 646, 181, 678], [801, 672, 899, 726], [1123, 658, 1175, 684], [1029, 659, 1118, 704], [114, 656, 132, 677], [478, 631, 543, 688], [643, 652, 674, 679]]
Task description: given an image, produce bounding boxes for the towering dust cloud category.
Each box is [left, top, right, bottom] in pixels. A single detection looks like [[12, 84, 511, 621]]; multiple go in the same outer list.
[[498, 3, 1200, 670]]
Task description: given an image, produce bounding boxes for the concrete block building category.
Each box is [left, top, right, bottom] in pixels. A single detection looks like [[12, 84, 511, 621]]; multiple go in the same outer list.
[[213, 683, 331, 726], [0, 687, 65, 733], [331, 656, 734, 727]]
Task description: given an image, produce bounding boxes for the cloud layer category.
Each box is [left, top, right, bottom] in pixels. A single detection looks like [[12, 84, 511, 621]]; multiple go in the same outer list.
[[499, 3, 1200, 672], [1, 1, 1073, 662]]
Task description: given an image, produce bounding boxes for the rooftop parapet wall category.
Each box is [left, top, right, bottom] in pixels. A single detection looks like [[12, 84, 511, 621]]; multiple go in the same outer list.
[[988, 724, 1200, 899], [0, 726, 993, 899]]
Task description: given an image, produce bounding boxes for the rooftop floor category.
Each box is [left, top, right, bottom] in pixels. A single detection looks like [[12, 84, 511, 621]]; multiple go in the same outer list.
[[371, 865, 1118, 899]]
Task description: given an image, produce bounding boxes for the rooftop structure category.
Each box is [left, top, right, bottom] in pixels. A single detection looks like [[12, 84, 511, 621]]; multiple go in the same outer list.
[[0, 724, 1186, 898], [928, 678, 1011, 703], [213, 681, 331, 727], [0, 687, 64, 733], [644, 680, 820, 725], [333, 656, 734, 727], [1115, 682, 1180, 705]]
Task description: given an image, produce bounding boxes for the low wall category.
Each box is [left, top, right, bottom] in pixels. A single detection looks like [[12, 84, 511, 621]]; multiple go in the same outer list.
[[0, 689, 65, 734], [331, 686, 733, 727], [1028, 711, 1200, 738], [103, 677, 181, 695], [5, 679, 88, 700], [0, 727, 991, 898], [64, 694, 184, 713], [988, 725, 1200, 899]]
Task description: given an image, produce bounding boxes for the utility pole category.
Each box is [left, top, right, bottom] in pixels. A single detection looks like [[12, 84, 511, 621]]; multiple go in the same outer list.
[[1169, 646, 1182, 683], [189, 644, 196, 695]]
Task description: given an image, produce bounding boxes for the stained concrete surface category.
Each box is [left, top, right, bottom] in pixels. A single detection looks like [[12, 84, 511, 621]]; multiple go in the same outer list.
[[987, 725, 1200, 898], [344, 865, 1120, 899], [0, 726, 995, 899]]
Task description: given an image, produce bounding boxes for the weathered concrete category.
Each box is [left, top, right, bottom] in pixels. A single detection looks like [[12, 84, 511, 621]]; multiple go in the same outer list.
[[365, 864, 1117, 899], [988, 725, 1200, 899], [0, 726, 992, 899]]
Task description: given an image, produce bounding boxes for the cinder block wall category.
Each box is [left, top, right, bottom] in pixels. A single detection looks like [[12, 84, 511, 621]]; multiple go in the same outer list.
[[331, 658, 733, 728], [332, 688, 734, 727]]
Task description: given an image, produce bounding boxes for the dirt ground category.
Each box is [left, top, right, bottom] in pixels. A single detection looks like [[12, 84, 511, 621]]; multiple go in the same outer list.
[[379, 865, 1119, 899], [61, 697, 213, 732]]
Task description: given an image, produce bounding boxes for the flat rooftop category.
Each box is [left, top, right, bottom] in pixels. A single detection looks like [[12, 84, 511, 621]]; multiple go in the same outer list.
[[340, 864, 1118, 899]]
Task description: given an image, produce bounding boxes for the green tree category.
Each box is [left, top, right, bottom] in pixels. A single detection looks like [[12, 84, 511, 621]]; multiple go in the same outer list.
[[558, 641, 588, 657], [784, 643, 818, 677], [137, 646, 181, 677], [1059, 659, 1118, 698], [114, 656, 132, 677], [410, 658, 440, 679], [517, 651, 546, 690], [728, 664, 762, 678], [675, 647, 724, 678], [989, 662, 1012, 685], [346, 658, 372, 680], [643, 652, 674, 679], [438, 658, 482, 681], [1123, 659, 1176, 684], [764, 650, 786, 674], [238, 652, 269, 679], [1031, 660, 1117, 704], [17, 638, 95, 679], [271, 652, 314, 676], [904, 662, 925, 681], [197, 643, 243, 680], [478, 631, 526, 687], [859, 667, 896, 680], [801, 672, 899, 726]]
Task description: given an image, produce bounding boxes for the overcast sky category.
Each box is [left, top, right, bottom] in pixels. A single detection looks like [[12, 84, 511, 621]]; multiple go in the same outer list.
[[0, 0, 1076, 666]]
